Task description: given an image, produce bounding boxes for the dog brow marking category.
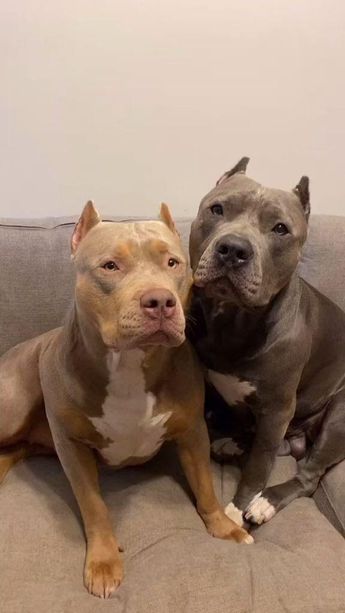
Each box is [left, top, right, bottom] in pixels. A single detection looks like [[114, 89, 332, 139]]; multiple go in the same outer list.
[[89, 350, 171, 466]]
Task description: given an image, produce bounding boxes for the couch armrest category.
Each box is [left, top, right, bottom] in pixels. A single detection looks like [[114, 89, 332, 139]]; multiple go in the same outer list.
[[314, 459, 345, 536]]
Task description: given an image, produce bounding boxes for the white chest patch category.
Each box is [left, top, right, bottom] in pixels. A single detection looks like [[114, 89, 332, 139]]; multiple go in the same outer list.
[[89, 350, 171, 466], [208, 370, 256, 405]]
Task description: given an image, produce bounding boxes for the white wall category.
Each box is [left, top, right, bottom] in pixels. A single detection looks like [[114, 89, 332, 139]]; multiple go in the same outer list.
[[1, 0, 344, 218]]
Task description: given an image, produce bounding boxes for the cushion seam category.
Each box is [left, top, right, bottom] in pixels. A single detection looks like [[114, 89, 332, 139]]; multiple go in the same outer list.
[[319, 479, 345, 534]]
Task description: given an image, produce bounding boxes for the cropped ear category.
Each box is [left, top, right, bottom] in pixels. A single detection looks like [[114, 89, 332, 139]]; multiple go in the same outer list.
[[216, 156, 250, 186], [159, 202, 179, 235], [293, 176, 310, 220], [71, 200, 101, 255]]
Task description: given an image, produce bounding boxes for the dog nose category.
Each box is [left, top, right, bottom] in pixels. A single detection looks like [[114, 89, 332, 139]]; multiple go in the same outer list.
[[140, 289, 176, 319], [215, 235, 254, 268]]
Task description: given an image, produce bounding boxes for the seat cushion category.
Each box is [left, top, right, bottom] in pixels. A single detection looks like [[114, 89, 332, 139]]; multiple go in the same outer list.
[[1, 450, 345, 613], [316, 460, 345, 537]]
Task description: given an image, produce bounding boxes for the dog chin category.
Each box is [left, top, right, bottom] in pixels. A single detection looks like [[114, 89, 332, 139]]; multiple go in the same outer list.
[[113, 327, 185, 351], [138, 329, 185, 348], [202, 277, 261, 308]]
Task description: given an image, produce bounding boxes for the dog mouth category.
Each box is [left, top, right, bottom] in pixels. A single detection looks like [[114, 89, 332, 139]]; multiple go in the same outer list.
[[137, 329, 181, 347], [195, 270, 261, 308], [130, 327, 185, 349], [202, 276, 245, 304], [113, 321, 186, 350]]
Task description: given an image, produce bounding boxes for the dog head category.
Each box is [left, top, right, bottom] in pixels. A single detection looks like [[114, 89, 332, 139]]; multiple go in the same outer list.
[[71, 202, 191, 351], [190, 157, 309, 308]]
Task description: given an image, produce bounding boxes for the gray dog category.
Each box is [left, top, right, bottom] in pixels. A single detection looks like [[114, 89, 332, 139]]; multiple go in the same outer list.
[[189, 157, 345, 526]]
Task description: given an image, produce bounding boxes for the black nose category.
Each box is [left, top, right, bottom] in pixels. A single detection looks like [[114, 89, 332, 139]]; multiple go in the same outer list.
[[215, 235, 254, 268]]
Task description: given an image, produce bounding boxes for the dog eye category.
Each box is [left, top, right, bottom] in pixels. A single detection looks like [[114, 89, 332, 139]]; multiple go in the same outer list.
[[210, 203, 224, 216], [102, 261, 118, 271], [272, 223, 289, 236], [168, 258, 179, 268]]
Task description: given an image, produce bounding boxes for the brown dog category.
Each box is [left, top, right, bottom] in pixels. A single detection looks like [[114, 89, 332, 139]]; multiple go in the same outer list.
[[0, 203, 252, 598]]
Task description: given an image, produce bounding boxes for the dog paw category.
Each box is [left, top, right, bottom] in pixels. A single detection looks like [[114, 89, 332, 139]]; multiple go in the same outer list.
[[224, 502, 244, 527], [205, 510, 254, 544], [84, 555, 124, 598], [244, 492, 276, 525]]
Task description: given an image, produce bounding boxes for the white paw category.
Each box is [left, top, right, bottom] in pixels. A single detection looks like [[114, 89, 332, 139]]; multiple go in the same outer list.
[[224, 502, 244, 527], [211, 438, 244, 457], [244, 492, 276, 525]]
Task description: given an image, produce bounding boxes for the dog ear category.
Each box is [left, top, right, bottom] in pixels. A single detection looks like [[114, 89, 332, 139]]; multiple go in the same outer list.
[[293, 176, 310, 220], [71, 200, 101, 255], [216, 156, 250, 186], [159, 203, 179, 235]]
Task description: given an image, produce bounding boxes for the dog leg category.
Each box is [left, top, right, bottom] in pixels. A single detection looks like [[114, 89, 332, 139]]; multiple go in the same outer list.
[[245, 391, 345, 524], [0, 440, 54, 484], [176, 419, 253, 544], [45, 414, 123, 598], [0, 444, 30, 483], [233, 398, 296, 513]]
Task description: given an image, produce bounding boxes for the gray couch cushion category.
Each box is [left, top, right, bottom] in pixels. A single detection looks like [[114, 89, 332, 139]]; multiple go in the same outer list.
[[316, 461, 345, 536], [299, 215, 345, 311], [1, 452, 345, 613]]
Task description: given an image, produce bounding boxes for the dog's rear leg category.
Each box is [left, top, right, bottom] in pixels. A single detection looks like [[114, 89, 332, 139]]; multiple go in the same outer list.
[[0, 442, 54, 484], [0, 444, 30, 483], [245, 390, 345, 525]]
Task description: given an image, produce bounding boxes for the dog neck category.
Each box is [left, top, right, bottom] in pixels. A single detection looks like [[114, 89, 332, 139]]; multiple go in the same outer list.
[[59, 303, 175, 390], [59, 305, 109, 387], [190, 273, 301, 364]]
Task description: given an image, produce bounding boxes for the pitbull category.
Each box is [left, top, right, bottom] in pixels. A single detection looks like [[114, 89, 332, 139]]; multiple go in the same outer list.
[[189, 157, 345, 527], [0, 202, 252, 599]]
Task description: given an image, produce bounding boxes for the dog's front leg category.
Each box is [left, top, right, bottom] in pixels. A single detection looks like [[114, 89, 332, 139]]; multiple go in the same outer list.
[[176, 419, 253, 544], [232, 398, 296, 521], [46, 416, 123, 598]]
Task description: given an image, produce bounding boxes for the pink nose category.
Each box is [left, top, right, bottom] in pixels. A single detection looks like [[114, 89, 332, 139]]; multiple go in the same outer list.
[[140, 289, 176, 319]]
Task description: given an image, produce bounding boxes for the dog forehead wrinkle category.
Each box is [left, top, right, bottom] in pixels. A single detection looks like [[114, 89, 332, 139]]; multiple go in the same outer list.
[[133, 222, 185, 257], [255, 186, 266, 203], [78, 221, 184, 268], [216, 174, 261, 194], [77, 223, 140, 259], [199, 175, 261, 209], [133, 220, 173, 241]]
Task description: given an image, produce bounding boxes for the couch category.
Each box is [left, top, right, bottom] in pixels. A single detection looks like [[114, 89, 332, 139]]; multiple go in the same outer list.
[[0, 214, 345, 613]]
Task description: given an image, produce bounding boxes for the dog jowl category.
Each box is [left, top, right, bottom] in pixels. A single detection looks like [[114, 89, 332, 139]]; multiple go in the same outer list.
[[189, 157, 345, 526]]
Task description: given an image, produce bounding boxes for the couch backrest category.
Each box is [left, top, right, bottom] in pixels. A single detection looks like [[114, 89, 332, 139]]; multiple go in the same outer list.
[[0, 214, 344, 356]]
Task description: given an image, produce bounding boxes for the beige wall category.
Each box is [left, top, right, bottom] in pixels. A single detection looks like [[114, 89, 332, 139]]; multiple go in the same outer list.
[[1, 0, 344, 218]]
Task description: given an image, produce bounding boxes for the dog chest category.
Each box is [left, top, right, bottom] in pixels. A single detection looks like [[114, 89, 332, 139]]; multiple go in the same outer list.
[[208, 370, 256, 405], [89, 350, 171, 466]]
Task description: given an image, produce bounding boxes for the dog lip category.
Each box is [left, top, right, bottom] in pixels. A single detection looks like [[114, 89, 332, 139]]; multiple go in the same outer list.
[[137, 330, 171, 346], [203, 275, 257, 306], [112, 321, 185, 350], [104, 342, 120, 352]]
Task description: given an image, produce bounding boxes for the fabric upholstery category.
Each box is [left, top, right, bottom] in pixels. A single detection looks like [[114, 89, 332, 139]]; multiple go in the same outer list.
[[316, 461, 345, 536], [1, 453, 345, 613], [1, 214, 345, 612]]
